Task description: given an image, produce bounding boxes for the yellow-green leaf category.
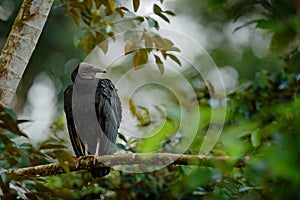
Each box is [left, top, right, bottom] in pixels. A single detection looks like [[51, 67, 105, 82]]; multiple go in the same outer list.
[[129, 98, 137, 116], [108, 0, 116, 11], [156, 12, 170, 23], [128, 99, 151, 126], [162, 38, 174, 49], [153, 4, 162, 14], [96, 32, 109, 53], [39, 143, 66, 150], [134, 49, 148, 68], [146, 17, 159, 30], [270, 29, 296, 53], [163, 10, 175, 16], [133, 0, 140, 12], [143, 33, 153, 49], [125, 41, 136, 55], [154, 55, 164, 74], [208, 0, 226, 10], [251, 128, 261, 148], [52, 150, 76, 172], [167, 54, 181, 66], [136, 106, 151, 126]]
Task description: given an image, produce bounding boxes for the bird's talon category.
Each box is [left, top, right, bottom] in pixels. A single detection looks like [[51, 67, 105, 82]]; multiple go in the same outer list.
[[76, 156, 85, 168]]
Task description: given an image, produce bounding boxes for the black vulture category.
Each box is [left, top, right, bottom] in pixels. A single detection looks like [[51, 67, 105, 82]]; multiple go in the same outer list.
[[64, 62, 122, 178]]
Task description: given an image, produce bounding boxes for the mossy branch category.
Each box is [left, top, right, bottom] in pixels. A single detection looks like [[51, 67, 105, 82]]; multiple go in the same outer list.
[[5, 153, 246, 177]]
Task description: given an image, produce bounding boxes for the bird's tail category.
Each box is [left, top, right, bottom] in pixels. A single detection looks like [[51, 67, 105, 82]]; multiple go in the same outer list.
[[90, 167, 110, 178]]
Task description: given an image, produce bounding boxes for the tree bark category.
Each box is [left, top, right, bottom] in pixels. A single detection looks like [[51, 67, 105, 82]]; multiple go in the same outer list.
[[0, 0, 54, 107], [4, 153, 242, 177]]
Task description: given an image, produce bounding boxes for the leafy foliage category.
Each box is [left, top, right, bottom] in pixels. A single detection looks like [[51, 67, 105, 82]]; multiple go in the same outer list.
[[60, 0, 180, 74], [229, 0, 300, 54], [0, 105, 76, 198]]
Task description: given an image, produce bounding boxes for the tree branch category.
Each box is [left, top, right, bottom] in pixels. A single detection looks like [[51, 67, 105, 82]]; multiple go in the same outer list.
[[4, 153, 243, 177]]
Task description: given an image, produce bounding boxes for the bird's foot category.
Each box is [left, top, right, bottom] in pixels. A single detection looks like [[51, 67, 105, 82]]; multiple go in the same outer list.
[[76, 156, 86, 169], [76, 155, 98, 169]]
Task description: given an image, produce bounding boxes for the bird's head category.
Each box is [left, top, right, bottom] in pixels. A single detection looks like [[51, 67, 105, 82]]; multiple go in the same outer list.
[[71, 62, 106, 82]]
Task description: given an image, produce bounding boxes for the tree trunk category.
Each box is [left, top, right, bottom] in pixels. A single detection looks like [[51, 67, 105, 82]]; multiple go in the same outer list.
[[0, 0, 54, 107]]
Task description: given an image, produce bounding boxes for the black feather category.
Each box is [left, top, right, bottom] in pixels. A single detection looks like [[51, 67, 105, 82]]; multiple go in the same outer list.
[[64, 64, 122, 178]]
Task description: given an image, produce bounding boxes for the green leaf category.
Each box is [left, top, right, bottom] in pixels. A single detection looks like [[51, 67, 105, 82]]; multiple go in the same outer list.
[[116, 143, 127, 151], [108, 0, 116, 11], [151, 35, 164, 49], [136, 106, 151, 126], [0, 105, 27, 137], [251, 128, 261, 148], [162, 38, 174, 48], [1, 173, 7, 184], [133, 0, 140, 12], [161, 50, 167, 59], [256, 19, 284, 32], [146, 17, 159, 30], [162, 38, 180, 51], [156, 12, 170, 23], [118, 133, 127, 143], [167, 54, 181, 66], [134, 49, 148, 68], [119, 6, 129, 11], [208, 0, 227, 10], [5, 132, 19, 139], [4, 107, 17, 120], [39, 143, 66, 150], [135, 16, 145, 23], [142, 32, 153, 49], [270, 29, 296, 53], [17, 119, 31, 124], [52, 150, 76, 172], [99, 41, 109, 54], [124, 41, 136, 55], [20, 143, 33, 148], [162, 10, 175, 16], [128, 99, 151, 126], [73, 28, 96, 53], [153, 4, 162, 14], [124, 11, 137, 19], [129, 98, 137, 116], [154, 55, 164, 74]]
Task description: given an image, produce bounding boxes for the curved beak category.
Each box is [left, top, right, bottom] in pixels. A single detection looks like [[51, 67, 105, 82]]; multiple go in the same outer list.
[[90, 66, 106, 73]]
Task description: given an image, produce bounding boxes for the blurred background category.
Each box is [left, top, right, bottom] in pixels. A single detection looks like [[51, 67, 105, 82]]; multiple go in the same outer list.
[[0, 0, 282, 142]]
